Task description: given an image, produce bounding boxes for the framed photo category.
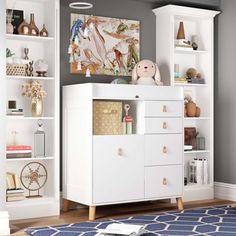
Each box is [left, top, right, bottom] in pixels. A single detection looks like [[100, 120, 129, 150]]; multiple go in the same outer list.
[[69, 14, 140, 76], [7, 9, 24, 34]]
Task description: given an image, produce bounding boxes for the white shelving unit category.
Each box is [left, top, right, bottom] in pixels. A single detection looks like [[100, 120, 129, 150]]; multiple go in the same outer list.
[[153, 5, 220, 202], [3, 0, 60, 220]]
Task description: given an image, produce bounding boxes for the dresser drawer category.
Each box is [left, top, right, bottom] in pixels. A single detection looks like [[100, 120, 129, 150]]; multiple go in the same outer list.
[[145, 118, 182, 134], [145, 134, 183, 166], [144, 101, 182, 117], [145, 165, 183, 199], [93, 135, 144, 204]]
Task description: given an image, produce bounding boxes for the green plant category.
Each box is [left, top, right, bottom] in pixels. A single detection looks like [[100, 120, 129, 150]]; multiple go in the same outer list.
[[6, 48, 15, 58]]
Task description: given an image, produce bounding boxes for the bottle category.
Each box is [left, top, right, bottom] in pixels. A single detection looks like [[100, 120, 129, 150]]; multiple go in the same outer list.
[[29, 13, 39, 36], [40, 24, 48, 37]]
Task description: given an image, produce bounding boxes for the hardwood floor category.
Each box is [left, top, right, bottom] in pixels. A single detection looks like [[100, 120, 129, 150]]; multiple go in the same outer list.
[[10, 199, 234, 235]]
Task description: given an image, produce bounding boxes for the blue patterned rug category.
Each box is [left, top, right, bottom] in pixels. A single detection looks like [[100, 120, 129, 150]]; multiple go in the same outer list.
[[26, 205, 236, 236]]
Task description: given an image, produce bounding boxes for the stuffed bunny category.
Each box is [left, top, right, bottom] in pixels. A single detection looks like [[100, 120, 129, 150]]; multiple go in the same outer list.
[[131, 59, 162, 85]]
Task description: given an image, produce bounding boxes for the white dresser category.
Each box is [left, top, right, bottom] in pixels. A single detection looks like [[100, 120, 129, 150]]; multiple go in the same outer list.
[[63, 83, 184, 220]]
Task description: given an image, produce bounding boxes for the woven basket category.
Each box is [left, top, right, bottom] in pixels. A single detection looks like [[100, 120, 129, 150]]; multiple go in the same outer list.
[[93, 101, 122, 135], [6, 64, 27, 76]]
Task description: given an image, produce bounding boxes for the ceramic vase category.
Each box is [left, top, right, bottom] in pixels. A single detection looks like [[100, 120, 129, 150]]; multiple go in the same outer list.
[[40, 24, 48, 37], [31, 97, 43, 117], [29, 14, 39, 36]]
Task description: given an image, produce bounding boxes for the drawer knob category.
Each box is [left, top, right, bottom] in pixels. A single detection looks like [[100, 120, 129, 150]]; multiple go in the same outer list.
[[163, 105, 167, 113], [117, 148, 124, 156], [163, 146, 167, 154], [162, 122, 167, 129], [162, 178, 168, 185]]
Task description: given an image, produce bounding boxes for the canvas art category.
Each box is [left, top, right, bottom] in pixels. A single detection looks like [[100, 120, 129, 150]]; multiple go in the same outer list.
[[69, 14, 140, 76]]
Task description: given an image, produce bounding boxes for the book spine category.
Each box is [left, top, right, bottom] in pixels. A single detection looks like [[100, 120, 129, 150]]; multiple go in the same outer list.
[[6, 150, 32, 154], [7, 153, 32, 158], [7, 146, 32, 151]]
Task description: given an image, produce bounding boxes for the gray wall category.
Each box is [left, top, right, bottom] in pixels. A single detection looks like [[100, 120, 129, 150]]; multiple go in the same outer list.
[[215, 0, 236, 184], [60, 0, 156, 85]]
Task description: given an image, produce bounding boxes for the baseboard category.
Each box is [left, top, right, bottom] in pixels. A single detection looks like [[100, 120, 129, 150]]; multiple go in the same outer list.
[[214, 182, 236, 201], [0, 211, 10, 235]]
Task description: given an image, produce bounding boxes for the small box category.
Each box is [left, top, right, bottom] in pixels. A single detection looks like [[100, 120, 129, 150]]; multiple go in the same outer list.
[[93, 101, 122, 135]]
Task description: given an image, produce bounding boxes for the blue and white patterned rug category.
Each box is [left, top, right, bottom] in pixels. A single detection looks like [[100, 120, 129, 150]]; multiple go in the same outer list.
[[26, 205, 236, 236]]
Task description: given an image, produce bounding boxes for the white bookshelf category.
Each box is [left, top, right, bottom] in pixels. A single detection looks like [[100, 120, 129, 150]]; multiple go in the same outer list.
[[3, 0, 60, 220], [153, 5, 219, 202]]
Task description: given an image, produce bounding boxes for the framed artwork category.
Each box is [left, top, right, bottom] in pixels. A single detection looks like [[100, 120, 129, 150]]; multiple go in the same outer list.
[[69, 14, 140, 76], [6, 9, 24, 34]]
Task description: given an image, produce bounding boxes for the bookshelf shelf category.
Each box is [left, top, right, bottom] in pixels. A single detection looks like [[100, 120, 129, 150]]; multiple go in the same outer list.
[[6, 156, 55, 162], [6, 76, 55, 81], [6, 34, 54, 42], [154, 5, 219, 202], [3, 0, 60, 221]]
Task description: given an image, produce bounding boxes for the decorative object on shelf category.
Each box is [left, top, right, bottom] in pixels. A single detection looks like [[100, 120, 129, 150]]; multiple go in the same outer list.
[[174, 64, 180, 78], [34, 120, 46, 157], [184, 177, 188, 186], [28, 61, 34, 76], [6, 48, 15, 64], [6, 145, 32, 159], [6, 9, 14, 34], [40, 24, 48, 37], [11, 131, 19, 146], [7, 9, 24, 34], [29, 13, 39, 36], [8, 100, 16, 110], [176, 21, 185, 42], [111, 78, 128, 84], [35, 59, 49, 77], [184, 127, 198, 146], [17, 19, 30, 35], [196, 137, 205, 150], [20, 162, 47, 198], [24, 48, 29, 60], [131, 59, 162, 85], [186, 67, 205, 84], [22, 80, 46, 117], [69, 13, 140, 76], [6, 64, 27, 76], [122, 104, 133, 134], [7, 100, 24, 116], [93, 101, 122, 135], [191, 35, 199, 50], [184, 94, 201, 117], [189, 158, 208, 185]]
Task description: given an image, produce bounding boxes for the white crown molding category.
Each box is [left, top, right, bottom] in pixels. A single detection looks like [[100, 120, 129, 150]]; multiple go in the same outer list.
[[0, 211, 10, 236]]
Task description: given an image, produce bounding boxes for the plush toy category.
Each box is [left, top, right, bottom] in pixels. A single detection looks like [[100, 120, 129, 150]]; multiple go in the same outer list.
[[131, 59, 162, 85]]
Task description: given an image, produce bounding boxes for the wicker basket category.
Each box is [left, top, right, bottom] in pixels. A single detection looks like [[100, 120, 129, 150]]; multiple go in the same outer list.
[[6, 64, 27, 76], [93, 101, 122, 135]]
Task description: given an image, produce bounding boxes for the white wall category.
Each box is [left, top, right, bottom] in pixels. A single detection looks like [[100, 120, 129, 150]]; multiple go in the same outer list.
[[0, 0, 6, 211]]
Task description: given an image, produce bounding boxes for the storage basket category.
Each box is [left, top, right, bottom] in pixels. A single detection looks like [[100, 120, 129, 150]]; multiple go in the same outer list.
[[6, 64, 27, 76], [93, 101, 122, 135]]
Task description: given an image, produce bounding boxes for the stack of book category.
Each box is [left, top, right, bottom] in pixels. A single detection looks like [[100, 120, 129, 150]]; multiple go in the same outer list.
[[175, 77, 188, 84], [6, 189, 25, 202], [6, 172, 25, 202], [7, 108, 24, 117], [6, 145, 32, 159]]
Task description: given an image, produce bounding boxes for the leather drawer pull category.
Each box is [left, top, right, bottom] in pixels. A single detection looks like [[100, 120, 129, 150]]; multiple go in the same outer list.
[[163, 105, 167, 112], [117, 148, 123, 156], [162, 122, 167, 129], [162, 178, 168, 185], [163, 146, 167, 154]]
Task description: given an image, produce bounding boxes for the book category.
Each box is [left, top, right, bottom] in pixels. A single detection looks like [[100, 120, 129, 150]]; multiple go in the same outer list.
[[6, 150, 32, 154], [96, 223, 145, 236], [7, 153, 32, 158], [6, 193, 24, 197], [7, 195, 25, 202], [7, 189, 24, 194], [7, 145, 32, 151], [14, 174, 22, 189], [6, 172, 15, 189]]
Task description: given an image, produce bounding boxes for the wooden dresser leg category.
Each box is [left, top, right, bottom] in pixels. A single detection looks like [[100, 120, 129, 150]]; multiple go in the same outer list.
[[62, 199, 71, 212], [176, 197, 184, 210], [89, 206, 96, 221]]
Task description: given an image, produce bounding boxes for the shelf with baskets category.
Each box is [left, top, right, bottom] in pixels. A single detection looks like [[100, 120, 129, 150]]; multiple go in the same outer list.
[[154, 5, 219, 202], [3, 0, 60, 220]]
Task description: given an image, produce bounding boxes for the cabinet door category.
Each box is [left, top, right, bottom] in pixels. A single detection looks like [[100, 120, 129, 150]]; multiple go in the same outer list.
[[145, 165, 183, 199], [93, 135, 144, 204], [145, 134, 183, 166]]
